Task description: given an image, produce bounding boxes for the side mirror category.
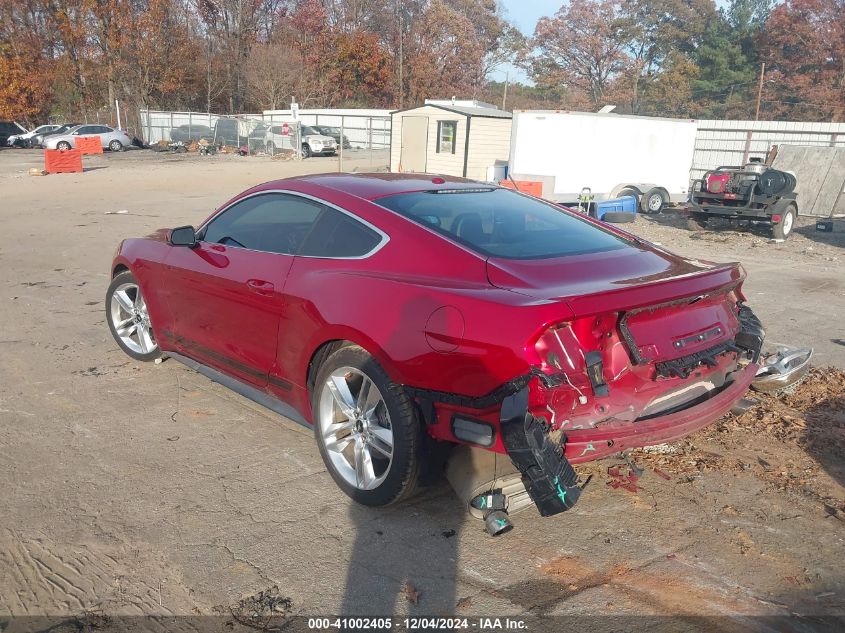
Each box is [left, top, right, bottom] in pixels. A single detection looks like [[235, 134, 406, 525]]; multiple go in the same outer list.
[[170, 225, 197, 247]]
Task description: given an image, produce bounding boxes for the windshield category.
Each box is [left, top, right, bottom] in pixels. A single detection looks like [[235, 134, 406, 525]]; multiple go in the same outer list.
[[302, 126, 318, 135], [375, 188, 631, 259]]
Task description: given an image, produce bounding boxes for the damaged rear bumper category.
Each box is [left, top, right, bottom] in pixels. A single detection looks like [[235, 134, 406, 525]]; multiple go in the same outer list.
[[562, 361, 758, 464], [498, 362, 758, 516]]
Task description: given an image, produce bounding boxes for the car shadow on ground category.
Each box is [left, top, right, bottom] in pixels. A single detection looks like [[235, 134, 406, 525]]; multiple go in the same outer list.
[[340, 482, 463, 616]]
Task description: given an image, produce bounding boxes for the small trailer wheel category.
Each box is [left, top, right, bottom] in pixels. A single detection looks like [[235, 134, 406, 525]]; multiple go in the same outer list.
[[640, 188, 667, 213], [772, 204, 797, 240]]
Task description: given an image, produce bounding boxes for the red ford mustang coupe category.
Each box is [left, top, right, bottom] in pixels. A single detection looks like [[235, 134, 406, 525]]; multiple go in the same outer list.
[[107, 174, 764, 515]]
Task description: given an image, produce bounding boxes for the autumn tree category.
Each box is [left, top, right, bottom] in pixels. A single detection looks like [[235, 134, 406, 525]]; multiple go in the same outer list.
[[759, 0, 845, 120], [529, 0, 630, 107]]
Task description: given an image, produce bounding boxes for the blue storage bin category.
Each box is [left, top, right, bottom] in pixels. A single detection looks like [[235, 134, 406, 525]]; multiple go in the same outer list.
[[595, 195, 637, 220]]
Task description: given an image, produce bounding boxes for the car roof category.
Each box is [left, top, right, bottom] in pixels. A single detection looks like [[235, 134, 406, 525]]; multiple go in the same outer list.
[[260, 173, 496, 201]]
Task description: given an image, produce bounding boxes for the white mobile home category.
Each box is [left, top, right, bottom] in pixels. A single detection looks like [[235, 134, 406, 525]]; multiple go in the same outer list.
[[390, 103, 512, 180]]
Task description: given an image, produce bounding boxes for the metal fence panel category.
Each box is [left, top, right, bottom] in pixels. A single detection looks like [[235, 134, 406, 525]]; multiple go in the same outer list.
[[692, 120, 845, 181]]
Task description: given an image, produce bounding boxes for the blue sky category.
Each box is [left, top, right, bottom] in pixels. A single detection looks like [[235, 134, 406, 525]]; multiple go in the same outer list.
[[493, 1, 563, 83], [499, 0, 561, 34]]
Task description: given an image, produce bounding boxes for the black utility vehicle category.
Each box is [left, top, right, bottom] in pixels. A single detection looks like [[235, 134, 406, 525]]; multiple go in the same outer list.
[[687, 159, 799, 240]]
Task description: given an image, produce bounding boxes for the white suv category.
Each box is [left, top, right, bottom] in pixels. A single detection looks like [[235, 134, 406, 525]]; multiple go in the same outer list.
[[299, 125, 337, 157]]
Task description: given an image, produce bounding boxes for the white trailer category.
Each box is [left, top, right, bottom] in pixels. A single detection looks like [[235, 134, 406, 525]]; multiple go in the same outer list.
[[508, 111, 698, 212]]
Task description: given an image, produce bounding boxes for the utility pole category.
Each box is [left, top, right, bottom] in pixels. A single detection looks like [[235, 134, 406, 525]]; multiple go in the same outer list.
[[754, 62, 765, 121], [397, 0, 404, 109], [501, 72, 509, 111]]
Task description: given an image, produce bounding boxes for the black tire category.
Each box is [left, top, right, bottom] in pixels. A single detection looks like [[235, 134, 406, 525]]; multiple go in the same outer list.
[[688, 212, 708, 231], [312, 345, 421, 506], [772, 204, 797, 240], [602, 211, 636, 223], [109, 140, 123, 152], [105, 270, 162, 362], [640, 188, 667, 213], [56, 141, 71, 151], [301, 143, 312, 158]]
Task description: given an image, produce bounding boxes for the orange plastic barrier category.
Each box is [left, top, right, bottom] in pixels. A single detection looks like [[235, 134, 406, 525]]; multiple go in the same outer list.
[[499, 179, 543, 197], [44, 149, 83, 174], [76, 136, 103, 155]]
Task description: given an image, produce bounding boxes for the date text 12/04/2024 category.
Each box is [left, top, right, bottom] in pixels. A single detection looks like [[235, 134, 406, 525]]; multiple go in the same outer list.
[[306, 618, 528, 630]]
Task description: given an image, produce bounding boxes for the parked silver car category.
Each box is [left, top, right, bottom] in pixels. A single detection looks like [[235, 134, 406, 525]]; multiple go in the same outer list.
[[44, 124, 132, 152]]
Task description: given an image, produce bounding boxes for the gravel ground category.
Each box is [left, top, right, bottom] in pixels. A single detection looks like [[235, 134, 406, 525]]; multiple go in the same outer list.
[[0, 148, 843, 631]]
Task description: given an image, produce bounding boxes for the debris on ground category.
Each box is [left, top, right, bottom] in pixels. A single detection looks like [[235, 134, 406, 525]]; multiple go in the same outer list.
[[229, 585, 293, 629], [270, 149, 297, 161], [629, 366, 845, 511], [401, 581, 421, 605], [607, 464, 640, 493]]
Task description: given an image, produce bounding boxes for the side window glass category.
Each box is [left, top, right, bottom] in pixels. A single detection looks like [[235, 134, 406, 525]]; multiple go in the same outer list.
[[298, 208, 381, 257], [202, 193, 324, 255]]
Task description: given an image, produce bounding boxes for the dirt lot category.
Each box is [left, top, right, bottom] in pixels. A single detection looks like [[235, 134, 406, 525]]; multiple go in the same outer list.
[[1, 147, 843, 631]]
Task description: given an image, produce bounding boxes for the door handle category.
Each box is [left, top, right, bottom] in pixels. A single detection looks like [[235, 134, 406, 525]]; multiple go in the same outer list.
[[246, 279, 275, 296]]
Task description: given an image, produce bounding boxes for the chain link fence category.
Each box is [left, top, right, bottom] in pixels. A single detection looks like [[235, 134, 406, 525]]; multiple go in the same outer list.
[[139, 110, 390, 169]]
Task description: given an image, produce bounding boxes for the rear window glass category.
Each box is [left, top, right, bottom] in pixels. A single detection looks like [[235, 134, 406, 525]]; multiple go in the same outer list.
[[375, 188, 630, 259]]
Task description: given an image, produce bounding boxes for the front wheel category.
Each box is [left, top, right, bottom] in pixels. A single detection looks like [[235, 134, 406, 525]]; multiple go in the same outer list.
[[109, 140, 123, 152], [56, 141, 71, 151], [301, 143, 312, 158], [313, 345, 421, 506], [772, 204, 797, 240], [106, 271, 161, 362]]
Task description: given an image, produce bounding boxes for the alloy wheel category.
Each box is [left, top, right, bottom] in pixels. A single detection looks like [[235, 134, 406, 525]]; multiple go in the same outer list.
[[109, 282, 157, 355], [317, 367, 394, 490]]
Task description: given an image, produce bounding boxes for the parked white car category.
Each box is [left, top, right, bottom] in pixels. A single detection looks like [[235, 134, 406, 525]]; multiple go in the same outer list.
[[7, 124, 61, 147], [299, 125, 337, 157], [44, 124, 132, 152]]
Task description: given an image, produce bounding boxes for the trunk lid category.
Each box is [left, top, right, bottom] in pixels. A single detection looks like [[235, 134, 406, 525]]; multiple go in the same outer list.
[[487, 245, 745, 363]]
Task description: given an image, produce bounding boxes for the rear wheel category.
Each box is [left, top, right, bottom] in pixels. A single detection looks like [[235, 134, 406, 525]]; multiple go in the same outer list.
[[641, 188, 667, 213], [772, 204, 797, 240], [313, 345, 421, 506], [106, 271, 161, 362]]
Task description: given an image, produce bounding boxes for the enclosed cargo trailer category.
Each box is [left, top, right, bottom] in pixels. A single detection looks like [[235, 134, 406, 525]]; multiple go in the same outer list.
[[508, 111, 698, 212]]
